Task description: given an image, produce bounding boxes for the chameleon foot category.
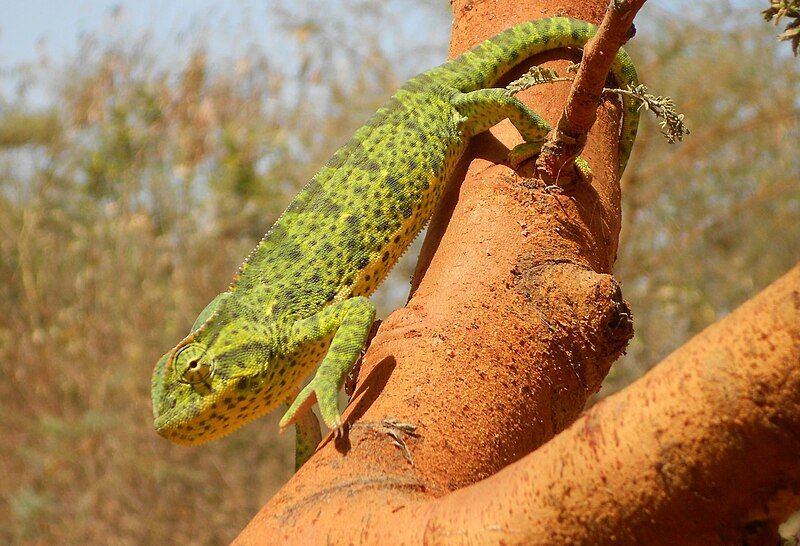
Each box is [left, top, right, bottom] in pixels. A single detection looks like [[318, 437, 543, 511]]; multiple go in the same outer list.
[[280, 376, 343, 432], [508, 140, 545, 168], [573, 156, 592, 181]]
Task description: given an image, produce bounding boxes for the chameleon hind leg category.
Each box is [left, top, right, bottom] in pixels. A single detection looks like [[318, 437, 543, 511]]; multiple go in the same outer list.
[[451, 88, 591, 177], [280, 296, 376, 435], [451, 89, 551, 166]]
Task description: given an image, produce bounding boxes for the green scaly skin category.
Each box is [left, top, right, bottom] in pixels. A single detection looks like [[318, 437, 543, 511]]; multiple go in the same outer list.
[[151, 17, 640, 464]]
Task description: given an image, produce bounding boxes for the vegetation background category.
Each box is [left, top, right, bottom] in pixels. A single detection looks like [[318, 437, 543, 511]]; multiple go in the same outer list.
[[1, 0, 797, 543]]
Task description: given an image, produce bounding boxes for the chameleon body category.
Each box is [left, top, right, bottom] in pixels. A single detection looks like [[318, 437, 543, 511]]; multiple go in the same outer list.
[[151, 17, 640, 459]]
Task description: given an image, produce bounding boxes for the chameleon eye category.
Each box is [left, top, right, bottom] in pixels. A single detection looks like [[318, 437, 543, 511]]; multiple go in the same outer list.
[[175, 343, 213, 393], [182, 360, 211, 383]]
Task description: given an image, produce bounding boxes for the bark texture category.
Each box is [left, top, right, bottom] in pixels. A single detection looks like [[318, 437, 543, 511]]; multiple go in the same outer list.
[[233, 0, 800, 543], [236, 258, 800, 544], [417, 264, 800, 545], [236, 0, 632, 540]]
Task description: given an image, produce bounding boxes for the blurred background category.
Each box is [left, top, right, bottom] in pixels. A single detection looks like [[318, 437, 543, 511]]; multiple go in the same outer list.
[[1, 0, 797, 543]]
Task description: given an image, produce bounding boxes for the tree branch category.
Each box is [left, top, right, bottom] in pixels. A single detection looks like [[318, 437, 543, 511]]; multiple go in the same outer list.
[[235, 261, 800, 544], [419, 263, 800, 545], [235, 0, 639, 541], [534, 0, 647, 186]]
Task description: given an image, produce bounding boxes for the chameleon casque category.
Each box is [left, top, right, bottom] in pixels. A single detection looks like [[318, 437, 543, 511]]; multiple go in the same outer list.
[[151, 17, 640, 465]]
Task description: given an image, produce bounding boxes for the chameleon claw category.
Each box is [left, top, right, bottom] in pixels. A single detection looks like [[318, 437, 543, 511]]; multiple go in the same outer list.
[[332, 422, 347, 440]]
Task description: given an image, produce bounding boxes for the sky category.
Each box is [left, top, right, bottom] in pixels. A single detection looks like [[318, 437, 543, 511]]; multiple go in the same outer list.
[[2, 0, 743, 65], [0, 0, 447, 67], [0, 0, 449, 104], [0, 0, 761, 104], [2, 1, 290, 68]]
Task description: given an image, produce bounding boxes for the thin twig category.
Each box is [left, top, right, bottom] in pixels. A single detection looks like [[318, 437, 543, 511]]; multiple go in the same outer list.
[[534, 0, 648, 186], [605, 84, 689, 143]]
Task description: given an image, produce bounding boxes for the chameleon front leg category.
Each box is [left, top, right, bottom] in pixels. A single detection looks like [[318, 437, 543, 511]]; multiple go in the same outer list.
[[279, 296, 376, 435]]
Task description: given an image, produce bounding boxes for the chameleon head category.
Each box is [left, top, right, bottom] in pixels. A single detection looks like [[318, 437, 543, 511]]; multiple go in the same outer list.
[[151, 323, 289, 445]]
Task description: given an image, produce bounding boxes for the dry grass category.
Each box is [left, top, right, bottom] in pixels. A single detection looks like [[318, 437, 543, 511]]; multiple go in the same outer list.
[[0, 3, 436, 542], [610, 3, 800, 392]]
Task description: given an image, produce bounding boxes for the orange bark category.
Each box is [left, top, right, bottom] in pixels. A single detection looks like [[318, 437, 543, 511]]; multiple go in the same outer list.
[[234, 0, 800, 544], [417, 263, 800, 545], [236, 262, 800, 544]]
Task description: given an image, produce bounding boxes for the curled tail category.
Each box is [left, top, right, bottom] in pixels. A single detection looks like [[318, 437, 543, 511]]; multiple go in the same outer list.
[[441, 17, 639, 176]]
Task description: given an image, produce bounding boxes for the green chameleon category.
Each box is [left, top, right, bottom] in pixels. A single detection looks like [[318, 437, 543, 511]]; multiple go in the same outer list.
[[151, 16, 640, 467]]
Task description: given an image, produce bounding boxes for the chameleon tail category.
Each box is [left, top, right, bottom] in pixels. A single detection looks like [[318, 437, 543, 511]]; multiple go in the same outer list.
[[442, 17, 640, 176]]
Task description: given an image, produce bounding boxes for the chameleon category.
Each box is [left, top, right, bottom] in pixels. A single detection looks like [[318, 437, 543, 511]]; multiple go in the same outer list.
[[151, 16, 640, 467]]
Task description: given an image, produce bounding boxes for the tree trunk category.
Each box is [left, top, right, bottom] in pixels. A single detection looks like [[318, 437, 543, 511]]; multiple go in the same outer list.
[[234, 0, 800, 543]]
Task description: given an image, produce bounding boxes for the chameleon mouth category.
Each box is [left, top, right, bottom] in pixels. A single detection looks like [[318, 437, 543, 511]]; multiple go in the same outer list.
[[151, 349, 199, 437]]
